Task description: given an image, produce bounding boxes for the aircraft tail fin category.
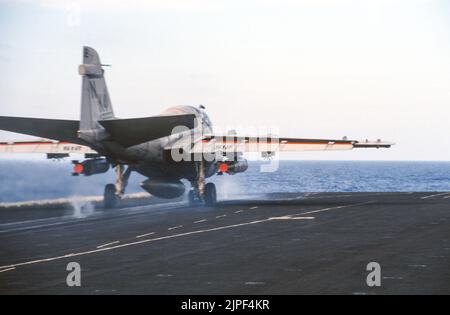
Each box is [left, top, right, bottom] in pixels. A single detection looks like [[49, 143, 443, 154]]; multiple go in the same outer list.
[[78, 46, 115, 143]]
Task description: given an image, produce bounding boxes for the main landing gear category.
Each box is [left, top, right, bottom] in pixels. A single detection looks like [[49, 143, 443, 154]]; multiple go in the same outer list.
[[104, 164, 131, 209], [188, 160, 217, 207]]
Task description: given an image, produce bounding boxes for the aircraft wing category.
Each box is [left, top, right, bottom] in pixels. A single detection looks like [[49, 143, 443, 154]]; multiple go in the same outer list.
[[0, 114, 196, 149], [0, 139, 97, 155], [190, 135, 394, 154], [98, 114, 197, 148], [0, 116, 85, 145]]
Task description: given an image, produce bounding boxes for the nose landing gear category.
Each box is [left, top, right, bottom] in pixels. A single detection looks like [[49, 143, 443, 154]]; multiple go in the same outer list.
[[188, 182, 217, 207], [204, 182, 217, 206]]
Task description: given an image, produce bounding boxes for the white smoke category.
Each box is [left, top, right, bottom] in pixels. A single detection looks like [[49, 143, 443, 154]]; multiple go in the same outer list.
[[216, 175, 244, 200], [70, 197, 95, 219]]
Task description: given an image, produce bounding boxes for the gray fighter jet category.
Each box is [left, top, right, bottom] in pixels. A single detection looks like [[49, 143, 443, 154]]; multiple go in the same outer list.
[[0, 47, 394, 208]]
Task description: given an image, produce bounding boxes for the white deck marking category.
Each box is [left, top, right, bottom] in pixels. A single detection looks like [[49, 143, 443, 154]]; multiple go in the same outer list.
[[0, 216, 68, 227], [0, 201, 186, 234], [96, 241, 120, 249], [168, 225, 183, 230], [291, 201, 374, 217], [249, 206, 258, 210], [0, 221, 69, 233], [136, 232, 155, 239], [193, 219, 207, 224], [421, 192, 450, 199], [408, 264, 427, 268], [269, 216, 315, 220], [0, 267, 16, 273], [0, 202, 371, 271], [215, 215, 227, 219], [234, 210, 244, 214]]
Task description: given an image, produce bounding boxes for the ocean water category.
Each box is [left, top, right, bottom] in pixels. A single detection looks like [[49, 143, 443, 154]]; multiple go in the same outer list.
[[0, 160, 449, 203]]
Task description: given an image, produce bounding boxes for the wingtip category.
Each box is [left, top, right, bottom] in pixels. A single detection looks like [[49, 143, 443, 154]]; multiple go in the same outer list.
[[353, 139, 396, 149]]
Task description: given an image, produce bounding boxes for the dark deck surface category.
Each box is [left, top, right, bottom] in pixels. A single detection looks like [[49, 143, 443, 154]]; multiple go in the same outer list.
[[0, 192, 449, 294]]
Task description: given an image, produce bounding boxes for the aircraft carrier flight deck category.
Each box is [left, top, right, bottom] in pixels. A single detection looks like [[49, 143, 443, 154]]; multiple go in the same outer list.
[[0, 192, 449, 295]]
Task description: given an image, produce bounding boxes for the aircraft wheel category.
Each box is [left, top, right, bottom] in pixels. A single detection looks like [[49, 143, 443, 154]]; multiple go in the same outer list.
[[188, 190, 197, 206], [204, 183, 217, 206], [104, 184, 118, 209]]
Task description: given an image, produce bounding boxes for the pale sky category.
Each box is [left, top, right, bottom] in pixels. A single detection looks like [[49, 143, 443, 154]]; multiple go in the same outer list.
[[1, 0, 449, 160]]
